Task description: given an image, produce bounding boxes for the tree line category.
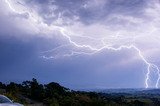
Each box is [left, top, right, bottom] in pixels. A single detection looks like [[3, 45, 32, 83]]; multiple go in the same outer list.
[[0, 78, 151, 106], [0, 78, 108, 106]]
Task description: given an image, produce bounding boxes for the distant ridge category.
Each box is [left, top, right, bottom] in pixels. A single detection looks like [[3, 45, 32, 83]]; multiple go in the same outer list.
[[97, 88, 160, 95]]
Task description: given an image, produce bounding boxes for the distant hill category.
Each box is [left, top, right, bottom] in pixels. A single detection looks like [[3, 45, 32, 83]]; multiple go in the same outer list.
[[99, 88, 160, 95]]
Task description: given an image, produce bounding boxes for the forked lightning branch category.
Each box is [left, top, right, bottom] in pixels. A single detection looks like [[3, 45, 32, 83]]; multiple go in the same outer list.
[[4, 0, 160, 88]]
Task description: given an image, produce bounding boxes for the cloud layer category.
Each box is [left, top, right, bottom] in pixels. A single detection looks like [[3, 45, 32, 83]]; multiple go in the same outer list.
[[0, 0, 160, 89]]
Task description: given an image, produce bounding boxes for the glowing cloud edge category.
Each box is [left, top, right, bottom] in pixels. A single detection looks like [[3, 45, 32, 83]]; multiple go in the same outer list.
[[4, 0, 160, 88]]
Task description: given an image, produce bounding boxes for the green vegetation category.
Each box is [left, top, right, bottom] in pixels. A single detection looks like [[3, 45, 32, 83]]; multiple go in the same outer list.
[[0, 79, 160, 106]]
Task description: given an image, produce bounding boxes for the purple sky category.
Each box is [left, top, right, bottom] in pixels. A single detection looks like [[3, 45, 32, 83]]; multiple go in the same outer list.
[[0, 0, 160, 89]]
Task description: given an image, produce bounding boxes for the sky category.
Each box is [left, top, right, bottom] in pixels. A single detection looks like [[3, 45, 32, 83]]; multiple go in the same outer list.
[[0, 0, 160, 90]]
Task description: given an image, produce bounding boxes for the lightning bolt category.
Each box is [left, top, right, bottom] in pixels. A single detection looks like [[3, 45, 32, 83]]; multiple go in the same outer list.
[[4, 0, 160, 88]]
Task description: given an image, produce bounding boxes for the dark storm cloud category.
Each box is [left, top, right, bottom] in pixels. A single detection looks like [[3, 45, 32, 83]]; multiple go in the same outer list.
[[0, 35, 145, 89], [23, 0, 147, 24], [0, 0, 153, 89], [0, 35, 61, 82]]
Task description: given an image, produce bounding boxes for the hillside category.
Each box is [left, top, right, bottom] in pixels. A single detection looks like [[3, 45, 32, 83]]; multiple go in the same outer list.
[[1, 79, 160, 106]]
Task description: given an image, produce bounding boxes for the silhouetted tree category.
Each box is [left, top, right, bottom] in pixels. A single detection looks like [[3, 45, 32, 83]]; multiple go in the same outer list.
[[45, 82, 69, 99], [29, 78, 45, 101], [0, 82, 6, 89], [6, 82, 22, 94]]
